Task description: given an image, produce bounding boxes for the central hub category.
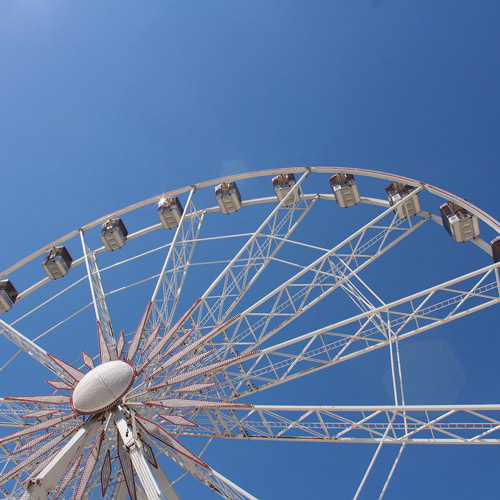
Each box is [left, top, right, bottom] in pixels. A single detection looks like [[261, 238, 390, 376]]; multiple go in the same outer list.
[[71, 360, 136, 414]]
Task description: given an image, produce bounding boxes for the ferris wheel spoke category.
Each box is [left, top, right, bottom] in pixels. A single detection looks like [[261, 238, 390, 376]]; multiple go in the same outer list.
[[180, 171, 313, 334], [177, 404, 500, 444], [141, 172, 316, 381], [213, 188, 426, 357], [149, 189, 204, 332], [207, 262, 500, 399], [138, 174, 316, 382], [0, 399, 46, 428], [149, 464, 180, 500], [169, 192, 427, 399], [80, 231, 117, 355], [140, 199, 429, 400], [0, 320, 75, 385]]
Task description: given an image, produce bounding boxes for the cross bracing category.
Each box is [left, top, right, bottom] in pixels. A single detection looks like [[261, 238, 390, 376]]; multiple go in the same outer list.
[[170, 405, 500, 445], [189, 262, 500, 400]]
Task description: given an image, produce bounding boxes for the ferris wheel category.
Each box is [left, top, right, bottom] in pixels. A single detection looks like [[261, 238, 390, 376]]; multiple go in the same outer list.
[[0, 167, 499, 499]]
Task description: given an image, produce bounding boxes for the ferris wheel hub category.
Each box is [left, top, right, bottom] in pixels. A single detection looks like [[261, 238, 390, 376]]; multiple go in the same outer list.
[[70, 359, 136, 414]]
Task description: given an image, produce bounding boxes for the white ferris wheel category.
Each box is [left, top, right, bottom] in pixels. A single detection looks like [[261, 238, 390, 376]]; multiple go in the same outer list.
[[0, 167, 499, 499]]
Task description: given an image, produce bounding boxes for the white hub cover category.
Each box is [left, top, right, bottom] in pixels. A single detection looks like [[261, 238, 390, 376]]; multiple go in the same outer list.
[[71, 360, 136, 414]]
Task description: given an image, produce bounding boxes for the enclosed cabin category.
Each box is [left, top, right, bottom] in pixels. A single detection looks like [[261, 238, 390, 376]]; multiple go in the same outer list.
[[0, 280, 18, 313], [329, 173, 361, 208], [491, 237, 500, 263], [385, 182, 421, 218], [158, 197, 184, 229], [272, 173, 299, 207], [42, 246, 73, 280], [100, 218, 128, 251], [440, 202, 480, 242], [215, 181, 242, 215]]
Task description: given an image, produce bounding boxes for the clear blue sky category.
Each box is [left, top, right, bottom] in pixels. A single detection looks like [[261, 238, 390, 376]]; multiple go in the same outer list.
[[1, 1, 500, 499]]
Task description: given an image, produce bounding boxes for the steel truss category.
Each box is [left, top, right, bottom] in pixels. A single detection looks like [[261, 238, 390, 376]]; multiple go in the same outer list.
[[181, 171, 313, 337], [133, 172, 317, 396], [201, 262, 500, 399], [149, 189, 204, 333], [143, 189, 429, 401], [80, 231, 116, 354], [0, 321, 74, 385], [173, 404, 500, 444]]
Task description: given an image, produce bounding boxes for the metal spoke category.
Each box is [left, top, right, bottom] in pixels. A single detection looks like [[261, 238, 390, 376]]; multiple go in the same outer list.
[[80, 231, 117, 354], [0, 320, 74, 385], [130, 173, 316, 398], [146, 171, 315, 369], [203, 262, 500, 399], [353, 414, 395, 500], [227, 189, 425, 352], [184, 171, 313, 335], [174, 404, 500, 444], [149, 188, 203, 333], [0, 399, 49, 429], [378, 443, 405, 500], [143, 190, 429, 401]]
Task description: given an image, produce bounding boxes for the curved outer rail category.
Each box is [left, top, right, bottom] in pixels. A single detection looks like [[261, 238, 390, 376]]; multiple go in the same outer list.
[[1, 167, 499, 281]]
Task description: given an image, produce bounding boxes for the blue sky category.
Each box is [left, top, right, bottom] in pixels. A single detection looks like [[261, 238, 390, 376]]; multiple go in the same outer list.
[[1, 1, 500, 499]]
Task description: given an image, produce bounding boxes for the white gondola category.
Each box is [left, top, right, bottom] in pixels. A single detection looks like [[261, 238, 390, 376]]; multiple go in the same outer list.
[[158, 197, 184, 229], [440, 202, 480, 242], [100, 218, 128, 251], [42, 246, 73, 280], [385, 182, 420, 218], [215, 182, 242, 215], [272, 173, 299, 206], [329, 173, 361, 208], [0, 279, 18, 313]]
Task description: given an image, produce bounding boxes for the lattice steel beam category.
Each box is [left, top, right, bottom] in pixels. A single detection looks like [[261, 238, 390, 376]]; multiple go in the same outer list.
[[149, 188, 203, 334], [187, 171, 312, 335], [80, 231, 116, 355], [209, 262, 500, 398], [175, 404, 500, 445], [139, 190, 428, 406]]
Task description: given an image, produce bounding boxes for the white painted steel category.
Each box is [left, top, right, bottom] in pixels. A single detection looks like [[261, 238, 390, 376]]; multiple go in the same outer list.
[[2, 166, 498, 281], [177, 404, 500, 444], [112, 407, 168, 500], [149, 188, 203, 334], [22, 416, 101, 499], [80, 230, 117, 354], [150, 465, 181, 500], [0, 168, 499, 499]]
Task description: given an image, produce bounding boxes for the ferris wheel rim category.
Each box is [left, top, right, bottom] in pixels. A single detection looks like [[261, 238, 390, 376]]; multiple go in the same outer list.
[[1, 165, 499, 282]]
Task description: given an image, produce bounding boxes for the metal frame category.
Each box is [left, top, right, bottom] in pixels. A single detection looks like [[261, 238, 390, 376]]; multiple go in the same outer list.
[[0, 168, 499, 499], [80, 231, 117, 354], [176, 404, 500, 444]]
